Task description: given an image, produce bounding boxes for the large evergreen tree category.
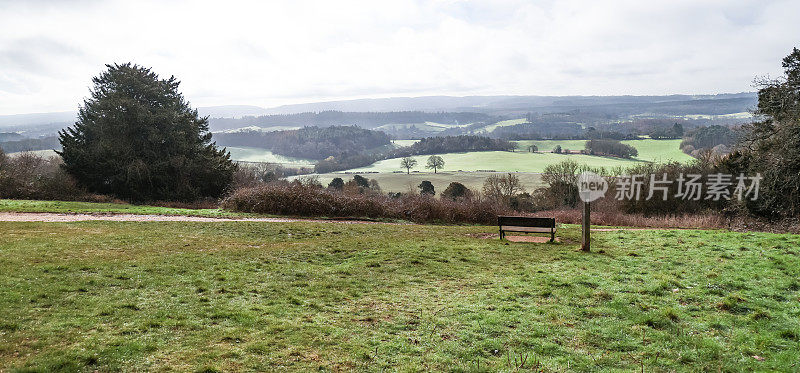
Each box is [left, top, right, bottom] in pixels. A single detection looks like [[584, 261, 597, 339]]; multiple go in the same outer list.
[[724, 48, 800, 217], [58, 63, 236, 202]]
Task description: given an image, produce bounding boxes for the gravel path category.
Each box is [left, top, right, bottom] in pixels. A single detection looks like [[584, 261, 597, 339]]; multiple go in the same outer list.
[[0, 212, 397, 224]]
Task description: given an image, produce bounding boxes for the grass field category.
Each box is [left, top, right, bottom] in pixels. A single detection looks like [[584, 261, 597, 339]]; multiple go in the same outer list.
[[480, 118, 527, 133], [513, 140, 588, 153], [340, 139, 691, 180], [0, 199, 256, 218], [391, 139, 420, 147], [225, 146, 315, 167], [622, 139, 694, 163], [347, 151, 641, 174], [376, 122, 470, 133], [294, 172, 543, 194], [1, 220, 798, 371], [512, 139, 693, 163]]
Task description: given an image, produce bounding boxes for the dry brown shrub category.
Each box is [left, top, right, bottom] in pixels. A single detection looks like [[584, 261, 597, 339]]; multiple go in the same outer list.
[[0, 152, 87, 200], [221, 182, 510, 224]]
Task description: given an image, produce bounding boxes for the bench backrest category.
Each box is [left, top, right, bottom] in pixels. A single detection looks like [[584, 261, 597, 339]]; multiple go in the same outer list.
[[498, 216, 555, 228]]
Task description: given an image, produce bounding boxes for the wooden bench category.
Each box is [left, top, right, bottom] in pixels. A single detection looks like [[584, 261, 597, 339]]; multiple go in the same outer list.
[[498, 216, 556, 242]]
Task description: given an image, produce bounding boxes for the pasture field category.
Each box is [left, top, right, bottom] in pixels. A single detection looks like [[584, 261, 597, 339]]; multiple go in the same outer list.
[[376, 122, 470, 133], [512, 139, 693, 163], [0, 219, 798, 371], [295, 172, 543, 194], [480, 118, 527, 133], [390, 139, 420, 147], [341, 139, 690, 180], [347, 151, 640, 173], [225, 146, 315, 167], [216, 125, 301, 133], [513, 140, 587, 153], [621, 139, 694, 163], [0, 199, 258, 218]]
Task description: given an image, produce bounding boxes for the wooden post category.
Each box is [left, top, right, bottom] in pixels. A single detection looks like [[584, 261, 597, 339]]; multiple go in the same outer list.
[[581, 201, 590, 252]]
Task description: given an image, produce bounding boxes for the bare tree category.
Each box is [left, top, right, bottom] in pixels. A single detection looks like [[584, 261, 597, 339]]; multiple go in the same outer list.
[[482, 173, 525, 205], [425, 155, 445, 173], [400, 157, 417, 174]]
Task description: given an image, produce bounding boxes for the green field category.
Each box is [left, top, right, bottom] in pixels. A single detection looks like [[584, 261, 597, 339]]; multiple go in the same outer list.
[[0, 199, 256, 218], [225, 146, 315, 167], [348, 151, 640, 173], [340, 139, 691, 180], [391, 139, 420, 147], [294, 172, 543, 194], [480, 118, 527, 133], [622, 139, 694, 163], [376, 122, 471, 133], [1, 219, 798, 371], [513, 140, 588, 153], [512, 139, 693, 163]]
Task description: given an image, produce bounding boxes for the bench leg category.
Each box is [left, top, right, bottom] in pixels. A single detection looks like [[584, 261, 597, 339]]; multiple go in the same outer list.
[[550, 230, 554, 242], [499, 229, 504, 240]]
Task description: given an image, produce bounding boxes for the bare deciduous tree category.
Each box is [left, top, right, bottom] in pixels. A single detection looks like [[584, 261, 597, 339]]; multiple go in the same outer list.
[[400, 157, 417, 174], [425, 155, 445, 173], [483, 173, 525, 205]]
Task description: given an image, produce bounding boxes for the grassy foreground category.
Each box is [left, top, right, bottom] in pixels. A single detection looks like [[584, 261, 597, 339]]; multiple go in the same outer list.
[[1, 221, 799, 371], [0, 199, 255, 219]]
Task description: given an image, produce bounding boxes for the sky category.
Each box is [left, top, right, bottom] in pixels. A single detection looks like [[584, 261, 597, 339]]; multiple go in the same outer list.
[[1, 0, 798, 115]]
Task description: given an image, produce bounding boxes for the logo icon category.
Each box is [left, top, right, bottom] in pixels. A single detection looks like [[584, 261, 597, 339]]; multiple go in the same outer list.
[[577, 171, 608, 202]]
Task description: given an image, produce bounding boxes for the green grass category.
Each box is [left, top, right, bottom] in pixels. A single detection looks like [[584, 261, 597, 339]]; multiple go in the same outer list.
[[621, 139, 694, 163], [480, 118, 527, 133], [513, 140, 588, 153], [0, 199, 255, 218], [347, 151, 641, 173], [342, 139, 691, 177], [295, 172, 543, 194], [225, 146, 315, 167], [1, 221, 798, 371], [513, 139, 694, 163], [376, 122, 469, 133], [391, 139, 420, 147]]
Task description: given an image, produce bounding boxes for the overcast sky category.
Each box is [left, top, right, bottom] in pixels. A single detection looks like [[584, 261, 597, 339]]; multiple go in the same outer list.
[[1, 0, 798, 115]]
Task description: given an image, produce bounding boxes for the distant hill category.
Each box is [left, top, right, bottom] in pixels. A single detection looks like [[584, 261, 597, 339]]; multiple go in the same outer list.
[[0, 93, 757, 137], [0, 111, 75, 128], [207, 94, 757, 136], [261, 93, 758, 116], [197, 105, 271, 118], [0, 105, 272, 137], [0, 132, 24, 142]]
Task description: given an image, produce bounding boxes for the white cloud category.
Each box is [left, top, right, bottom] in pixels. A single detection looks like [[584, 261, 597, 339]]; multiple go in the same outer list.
[[0, 0, 798, 114]]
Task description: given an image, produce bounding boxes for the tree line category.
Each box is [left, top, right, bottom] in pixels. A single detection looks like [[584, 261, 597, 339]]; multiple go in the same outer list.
[[213, 126, 391, 160], [209, 111, 494, 131], [584, 139, 639, 158], [0, 136, 60, 153], [388, 135, 515, 158]]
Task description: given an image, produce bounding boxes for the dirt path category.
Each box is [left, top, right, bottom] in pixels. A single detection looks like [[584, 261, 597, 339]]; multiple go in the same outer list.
[[0, 212, 398, 224], [0, 212, 682, 232]]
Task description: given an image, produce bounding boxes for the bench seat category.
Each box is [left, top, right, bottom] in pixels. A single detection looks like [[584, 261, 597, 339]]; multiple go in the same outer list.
[[498, 216, 556, 241]]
